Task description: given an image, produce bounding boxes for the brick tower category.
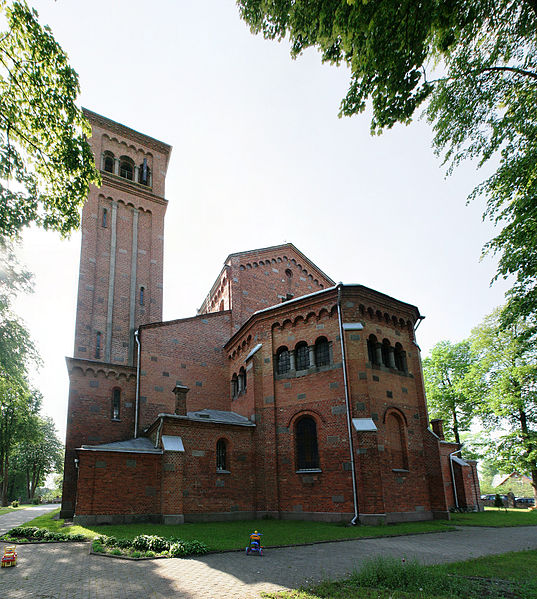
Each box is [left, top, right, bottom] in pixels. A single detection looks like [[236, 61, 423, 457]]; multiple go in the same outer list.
[[60, 111, 171, 518]]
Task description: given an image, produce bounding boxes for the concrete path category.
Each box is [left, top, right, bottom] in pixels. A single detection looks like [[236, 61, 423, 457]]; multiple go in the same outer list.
[[0, 504, 58, 535], [1, 525, 536, 599]]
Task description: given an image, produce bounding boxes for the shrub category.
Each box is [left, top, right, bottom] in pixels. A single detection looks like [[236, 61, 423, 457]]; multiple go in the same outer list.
[[95, 535, 109, 544], [494, 494, 505, 508], [110, 549, 122, 556], [92, 541, 105, 553], [132, 534, 153, 551], [144, 550, 156, 558], [31, 497, 40, 505], [184, 540, 209, 556], [8, 527, 30, 538], [11, 500, 19, 508], [131, 550, 141, 558], [104, 536, 117, 546], [115, 538, 132, 549], [32, 528, 47, 539], [169, 542, 186, 558], [147, 536, 170, 553]]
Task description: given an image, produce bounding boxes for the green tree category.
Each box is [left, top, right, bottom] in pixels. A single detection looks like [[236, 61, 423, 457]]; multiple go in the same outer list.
[[469, 307, 537, 502], [237, 0, 537, 322], [11, 415, 63, 500], [423, 340, 476, 444], [0, 1, 100, 238], [0, 237, 41, 505]]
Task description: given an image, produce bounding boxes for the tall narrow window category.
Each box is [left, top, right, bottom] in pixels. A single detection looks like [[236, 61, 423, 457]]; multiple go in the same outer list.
[[216, 439, 227, 471], [138, 158, 151, 185], [385, 411, 408, 470], [102, 208, 108, 228], [367, 335, 378, 364], [139, 286, 145, 306], [295, 342, 310, 370], [315, 337, 330, 367], [103, 151, 114, 173], [394, 343, 407, 372], [381, 340, 391, 367], [119, 156, 134, 180], [276, 347, 290, 374], [296, 416, 319, 470], [231, 374, 238, 399], [111, 388, 121, 420], [239, 367, 247, 392], [95, 332, 101, 359]]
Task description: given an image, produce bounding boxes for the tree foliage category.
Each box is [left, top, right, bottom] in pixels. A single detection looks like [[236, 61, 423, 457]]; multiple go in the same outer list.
[[468, 308, 537, 499], [0, 1, 100, 238], [237, 0, 537, 321], [423, 340, 475, 444]]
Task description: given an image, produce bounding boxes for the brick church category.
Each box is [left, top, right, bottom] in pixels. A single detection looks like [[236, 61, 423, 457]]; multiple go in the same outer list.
[[60, 110, 481, 525]]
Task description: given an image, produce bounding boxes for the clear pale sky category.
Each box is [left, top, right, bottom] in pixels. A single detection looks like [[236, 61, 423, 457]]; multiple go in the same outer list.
[[15, 1, 509, 440]]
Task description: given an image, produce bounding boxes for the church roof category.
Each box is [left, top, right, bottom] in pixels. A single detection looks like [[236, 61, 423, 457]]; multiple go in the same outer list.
[[79, 437, 162, 454], [159, 409, 255, 427]]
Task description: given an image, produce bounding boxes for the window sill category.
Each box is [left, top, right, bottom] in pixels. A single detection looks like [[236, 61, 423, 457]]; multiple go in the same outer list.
[[111, 418, 121, 422], [216, 469, 230, 474], [392, 469, 409, 473], [296, 468, 322, 474]]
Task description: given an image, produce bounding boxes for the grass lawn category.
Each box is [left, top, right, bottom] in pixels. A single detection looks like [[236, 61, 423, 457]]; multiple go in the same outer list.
[[449, 506, 537, 527], [18, 506, 537, 551], [0, 504, 33, 516], [22, 508, 456, 550], [262, 549, 537, 599]]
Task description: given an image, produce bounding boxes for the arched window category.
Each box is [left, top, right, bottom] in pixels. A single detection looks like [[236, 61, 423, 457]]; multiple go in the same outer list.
[[295, 341, 310, 370], [95, 331, 101, 359], [216, 438, 227, 471], [367, 334, 378, 364], [385, 411, 408, 470], [231, 373, 238, 399], [111, 388, 121, 420], [276, 347, 290, 374], [285, 268, 293, 279], [315, 337, 330, 367], [381, 339, 391, 367], [103, 151, 114, 173], [119, 156, 134, 180], [102, 208, 108, 228], [394, 343, 407, 372], [138, 158, 151, 185], [239, 367, 246, 393], [219, 300, 224, 311], [295, 416, 319, 470], [139, 286, 145, 306]]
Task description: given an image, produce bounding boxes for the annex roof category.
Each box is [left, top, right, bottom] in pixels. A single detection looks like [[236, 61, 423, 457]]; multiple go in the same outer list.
[[78, 437, 162, 454]]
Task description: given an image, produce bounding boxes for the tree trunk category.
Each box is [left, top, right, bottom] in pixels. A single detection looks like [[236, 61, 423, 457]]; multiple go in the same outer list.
[[1, 458, 9, 506], [451, 408, 461, 445]]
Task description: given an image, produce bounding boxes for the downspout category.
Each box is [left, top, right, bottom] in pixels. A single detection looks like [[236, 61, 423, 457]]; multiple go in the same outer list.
[[337, 283, 360, 525], [449, 447, 463, 509], [134, 328, 141, 439]]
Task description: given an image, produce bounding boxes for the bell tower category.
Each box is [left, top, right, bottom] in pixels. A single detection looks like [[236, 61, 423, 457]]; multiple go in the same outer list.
[[73, 109, 171, 366], [60, 110, 172, 518]]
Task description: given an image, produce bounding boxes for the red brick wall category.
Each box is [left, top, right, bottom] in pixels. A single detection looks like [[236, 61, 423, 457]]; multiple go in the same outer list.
[[61, 358, 136, 517], [138, 312, 233, 429], [75, 450, 161, 516], [157, 418, 256, 517]]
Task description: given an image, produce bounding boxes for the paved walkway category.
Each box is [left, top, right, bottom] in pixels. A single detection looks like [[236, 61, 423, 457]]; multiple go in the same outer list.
[[0, 521, 536, 599], [0, 504, 58, 535]]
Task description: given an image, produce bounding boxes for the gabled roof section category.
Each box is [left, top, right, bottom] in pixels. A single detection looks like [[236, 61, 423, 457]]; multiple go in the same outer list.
[[226, 243, 335, 286]]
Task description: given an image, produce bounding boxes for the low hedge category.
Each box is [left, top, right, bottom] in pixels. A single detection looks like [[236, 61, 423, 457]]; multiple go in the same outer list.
[[92, 534, 209, 559], [2, 526, 87, 543]]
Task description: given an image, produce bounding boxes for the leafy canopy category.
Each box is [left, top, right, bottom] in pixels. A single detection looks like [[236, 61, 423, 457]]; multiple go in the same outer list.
[[238, 0, 537, 322], [0, 1, 100, 238], [423, 340, 475, 444]]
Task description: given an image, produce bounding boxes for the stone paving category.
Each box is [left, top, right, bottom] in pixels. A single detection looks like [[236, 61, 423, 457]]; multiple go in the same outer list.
[[0, 508, 536, 599]]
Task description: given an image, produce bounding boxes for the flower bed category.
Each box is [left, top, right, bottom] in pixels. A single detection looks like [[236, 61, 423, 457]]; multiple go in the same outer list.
[[1, 526, 87, 543], [91, 534, 209, 559]]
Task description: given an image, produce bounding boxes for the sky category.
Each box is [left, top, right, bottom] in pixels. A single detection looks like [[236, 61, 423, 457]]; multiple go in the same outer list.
[[14, 1, 510, 441]]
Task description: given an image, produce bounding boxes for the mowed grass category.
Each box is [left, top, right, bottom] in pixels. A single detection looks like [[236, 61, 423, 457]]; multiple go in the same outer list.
[[20, 506, 537, 551], [23, 509, 456, 550], [449, 506, 537, 527], [263, 550, 537, 599]]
